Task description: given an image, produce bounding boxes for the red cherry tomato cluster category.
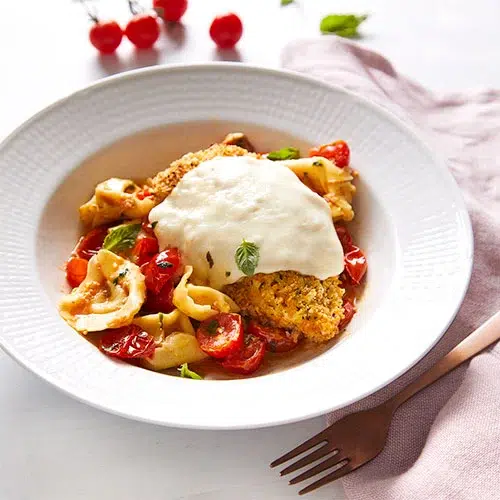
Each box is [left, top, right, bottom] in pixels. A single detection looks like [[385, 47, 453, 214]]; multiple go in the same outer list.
[[196, 314, 298, 375], [83, 1, 243, 53], [310, 140, 351, 168], [335, 224, 368, 331]]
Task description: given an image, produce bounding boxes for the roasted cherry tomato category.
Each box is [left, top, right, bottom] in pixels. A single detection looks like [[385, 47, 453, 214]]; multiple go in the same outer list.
[[309, 140, 350, 168], [344, 246, 367, 285], [335, 224, 353, 253], [89, 21, 123, 54], [100, 324, 156, 359], [221, 334, 266, 375], [141, 248, 182, 294], [153, 0, 188, 22], [133, 236, 159, 266], [137, 187, 154, 200], [209, 13, 243, 49], [247, 320, 299, 353], [338, 297, 356, 331], [66, 257, 88, 288], [74, 226, 108, 260], [196, 313, 244, 359], [142, 281, 175, 314], [125, 14, 160, 49]]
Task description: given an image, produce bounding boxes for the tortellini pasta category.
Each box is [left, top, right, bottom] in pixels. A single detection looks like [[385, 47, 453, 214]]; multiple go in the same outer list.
[[59, 249, 146, 332], [79, 178, 156, 228], [173, 266, 240, 321], [133, 310, 207, 371], [281, 156, 356, 221]]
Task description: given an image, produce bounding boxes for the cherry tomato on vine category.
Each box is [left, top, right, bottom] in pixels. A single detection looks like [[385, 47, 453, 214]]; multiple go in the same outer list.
[[196, 313, 244, 359], [247, 321, 299, 353], [66, 257, 88, 288], [89, 21, 123, 54], [309, 140, 350, 168], [153, 0, 188, 22], [125, 14, 160, 49], [221, 335, 266, 375], [209, 13, 243, 49], [100, 324, 156, 359]]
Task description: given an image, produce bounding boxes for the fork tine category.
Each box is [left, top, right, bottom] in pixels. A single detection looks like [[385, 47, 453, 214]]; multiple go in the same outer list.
[[280, 445, 337, 476], [289, 454, 348, 485], [270, 429, 329, 468], [298, 461, 355, 495]]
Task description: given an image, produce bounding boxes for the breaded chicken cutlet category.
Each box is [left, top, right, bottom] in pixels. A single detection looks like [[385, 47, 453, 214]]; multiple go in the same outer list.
[[224, 271, 345, 343], [148, 143, 258, 202]]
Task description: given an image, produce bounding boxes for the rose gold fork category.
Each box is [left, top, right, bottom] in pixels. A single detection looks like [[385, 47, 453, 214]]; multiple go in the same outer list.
[[271, 310, 500, 495]]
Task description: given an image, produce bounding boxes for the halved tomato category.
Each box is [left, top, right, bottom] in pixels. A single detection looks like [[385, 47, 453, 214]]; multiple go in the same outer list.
[[66, 257, 88, 288], [221, 335, 266, 375], [141, 248, 182, 294], [100, 324, 156, 359], [133, 236, 159, 266], [196, 313, 244, 359], [74, 226, 108, 260], [247, 320, 299, 353]]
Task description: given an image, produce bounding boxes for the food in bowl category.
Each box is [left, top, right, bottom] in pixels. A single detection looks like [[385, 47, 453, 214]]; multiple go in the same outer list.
[[58, 132, 367, 378]]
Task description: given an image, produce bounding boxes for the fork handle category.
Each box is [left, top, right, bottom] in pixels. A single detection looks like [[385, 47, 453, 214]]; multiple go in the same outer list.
[[388, 310, 500, 410]]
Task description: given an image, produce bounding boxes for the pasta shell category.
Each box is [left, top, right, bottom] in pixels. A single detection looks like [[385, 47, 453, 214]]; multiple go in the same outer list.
[[58, 249, 146, 332]]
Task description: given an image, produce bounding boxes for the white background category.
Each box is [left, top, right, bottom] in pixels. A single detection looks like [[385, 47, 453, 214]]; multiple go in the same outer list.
[[1, 1, 499, 499]]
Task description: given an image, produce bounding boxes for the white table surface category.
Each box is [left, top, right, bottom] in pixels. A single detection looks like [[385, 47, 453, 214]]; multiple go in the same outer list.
[[1, 1, 499, 499]]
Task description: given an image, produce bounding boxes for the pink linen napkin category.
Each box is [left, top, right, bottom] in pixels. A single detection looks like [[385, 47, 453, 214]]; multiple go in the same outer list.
[[282, 38, 500, 500]]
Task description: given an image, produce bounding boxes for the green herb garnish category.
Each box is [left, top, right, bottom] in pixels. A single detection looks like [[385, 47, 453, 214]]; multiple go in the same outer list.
[[320, 14, 368, 38], [235, 239, 260, 276], [103, 223, 141, 254], [157, 261, 173, 269], [206, 320, 219, 335], [151, 221, 158, 230], [312, 160, 323, 167], [112, 268, 129, 285], [267, 147, 300, 161], [206, 251, 214, 269], [178, 363, 203, 380], [158, 312, 164, 330], [225, 271, 231, 277], [281, 0, 294, 5]]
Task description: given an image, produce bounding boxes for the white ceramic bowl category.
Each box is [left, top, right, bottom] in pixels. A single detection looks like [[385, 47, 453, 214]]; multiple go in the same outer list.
[[0, 64, 472, 429]]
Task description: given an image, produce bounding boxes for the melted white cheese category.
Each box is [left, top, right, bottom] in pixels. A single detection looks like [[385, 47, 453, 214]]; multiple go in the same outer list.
[[149, 156, 344, 290]]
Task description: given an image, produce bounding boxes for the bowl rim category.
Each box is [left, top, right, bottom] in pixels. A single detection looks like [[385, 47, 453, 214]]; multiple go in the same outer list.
[[0, 63, 473, 429]]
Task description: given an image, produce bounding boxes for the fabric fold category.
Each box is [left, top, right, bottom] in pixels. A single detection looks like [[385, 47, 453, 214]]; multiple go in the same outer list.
[[282, 37, 500, 500]]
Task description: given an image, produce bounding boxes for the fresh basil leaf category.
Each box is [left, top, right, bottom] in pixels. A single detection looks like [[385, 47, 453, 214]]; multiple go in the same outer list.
[[103, 223, 141, 254], [267, 147, 300, 161], [281, 0, 294, 5], [157, 261, 173, 269], [158, 312, 164, 330], [151, 221, 158, 230], [235, 240, 260, 276], [206, 320, 219, 335], [178, 363, 203, 380], [320, 14, 368, 38]]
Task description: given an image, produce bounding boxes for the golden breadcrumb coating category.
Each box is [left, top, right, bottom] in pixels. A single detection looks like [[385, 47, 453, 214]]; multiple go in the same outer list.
[[148, 144, 257, 203], [224, 271, 345, 343]]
